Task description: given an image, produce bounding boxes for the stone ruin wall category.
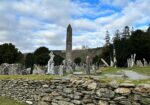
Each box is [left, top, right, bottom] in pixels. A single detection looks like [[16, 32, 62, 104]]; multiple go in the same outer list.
[[54, 47, 103, 63], [0, 76, 150, 105]]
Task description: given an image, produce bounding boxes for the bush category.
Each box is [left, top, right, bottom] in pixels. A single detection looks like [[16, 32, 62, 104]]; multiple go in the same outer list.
[[74, 57, 81, 65], [54, 54, 64, 66], [0, 43, 23, 64], [34, 47, 49, 66]]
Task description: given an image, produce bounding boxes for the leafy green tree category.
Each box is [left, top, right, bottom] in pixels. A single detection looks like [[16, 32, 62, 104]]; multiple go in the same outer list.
[[100, 45, 113, 65], [54, 54, 64, 66], [92, 55, 101, 65], [0, 43, 23, 64], [25, 53, 35, 74], [122, 26, 130, 39], [114, 29, 120, 41], [74, 57, 81, 65], [130, 29, 150, 62], [34, 47, 49, 66], [112, 27, 150, 67]]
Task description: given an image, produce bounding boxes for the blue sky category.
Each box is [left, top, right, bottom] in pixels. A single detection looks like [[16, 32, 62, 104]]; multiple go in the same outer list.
[[0, 0, 150, 53]]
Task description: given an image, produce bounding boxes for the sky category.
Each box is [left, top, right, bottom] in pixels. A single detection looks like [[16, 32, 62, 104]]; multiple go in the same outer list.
[[0, 0, 150, 53]]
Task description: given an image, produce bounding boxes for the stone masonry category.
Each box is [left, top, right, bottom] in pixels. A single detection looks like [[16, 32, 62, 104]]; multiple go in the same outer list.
[[0, 75, 150, 105]]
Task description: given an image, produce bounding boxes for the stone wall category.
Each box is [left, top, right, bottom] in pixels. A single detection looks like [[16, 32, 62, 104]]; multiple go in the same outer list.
[[0, 76, 150, 105], [53, 47, 102, 63], [0, 63, 27, 75]]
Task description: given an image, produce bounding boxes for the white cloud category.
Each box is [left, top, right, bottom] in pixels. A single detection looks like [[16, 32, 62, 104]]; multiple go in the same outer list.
[[0, 0, 149, 53], [101, 0, 133, 8]]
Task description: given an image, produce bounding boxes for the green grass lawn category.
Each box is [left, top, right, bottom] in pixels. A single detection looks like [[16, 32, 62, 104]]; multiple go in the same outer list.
[[130, 66, 150, 76], [0, 74, 62, 80], [99, 76, 150, 85], [97, 66, 150, 85], [99, 66, 150, 76], [0, 97, 27, 105]]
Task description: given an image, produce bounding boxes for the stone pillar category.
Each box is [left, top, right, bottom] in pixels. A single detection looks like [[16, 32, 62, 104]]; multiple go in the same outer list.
[[66, 24, 72, 62], [86, 56, 90, 75], [66, 24, 72, 73]]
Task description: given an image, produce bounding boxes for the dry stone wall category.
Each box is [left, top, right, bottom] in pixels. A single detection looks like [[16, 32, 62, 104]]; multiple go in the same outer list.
[[0, 76, 150, 105]]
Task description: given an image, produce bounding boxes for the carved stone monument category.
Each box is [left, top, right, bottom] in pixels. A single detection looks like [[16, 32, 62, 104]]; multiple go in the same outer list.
[[0, 63, 24, 75], [85, 56, 90, 75], [143, 58, 148, 66], [47, 51, 55, 74], [59, 64, 64, 76], [66, 24, 73, 73], [127, 54, 136, 67]]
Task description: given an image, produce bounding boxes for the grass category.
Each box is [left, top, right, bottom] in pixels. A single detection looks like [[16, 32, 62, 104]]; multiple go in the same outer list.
[[130, 66, 150, 76], [99, 67, 122, 74], [0, 96, 27, 105], [99, 76, 150, 85], [99, 66, 150, 76], [97, 66, 150, 85], [0, 74, 62, 80]]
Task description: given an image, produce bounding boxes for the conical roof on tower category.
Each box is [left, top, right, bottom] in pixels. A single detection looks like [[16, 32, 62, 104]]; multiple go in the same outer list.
[[67, 24, 72, 31]]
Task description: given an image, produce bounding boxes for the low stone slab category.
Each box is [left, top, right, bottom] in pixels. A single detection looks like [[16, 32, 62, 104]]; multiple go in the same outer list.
[[115, 88, 131, 94]]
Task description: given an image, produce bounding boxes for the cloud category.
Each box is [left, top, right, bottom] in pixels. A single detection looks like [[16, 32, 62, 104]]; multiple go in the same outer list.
[[101, 0, 134, 8], [0, 0, 149, 53]]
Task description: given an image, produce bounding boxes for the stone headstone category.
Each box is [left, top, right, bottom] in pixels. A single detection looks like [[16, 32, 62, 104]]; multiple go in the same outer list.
[[0, 63, 23, 75], [143, 58, 148, 67], [66, 59, 73, 73], [101, 58, 109, 67], [47, 51, 55, 74], [59, 64, 64, 76], [85, 56, 90, 75], [136, 60, 143, 67], [33, 64, 45, 74], [127, 54, 136, 67], [22, 68, 31, 75]]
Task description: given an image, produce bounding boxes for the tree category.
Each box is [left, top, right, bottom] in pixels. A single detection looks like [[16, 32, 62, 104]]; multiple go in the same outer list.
[[74, 57, 81, 65], [34, 47, 49, 66], [130, 29, 150, 62], [25, 53, 35, 74], [122, 26, 130, 39], [147, 25, 150, 34], [0, 43, 23, 64], [105, 31, 110, 46], [54, 54, 64, 66], [92, 55, 101, 65], [114, 29, 120, 40]]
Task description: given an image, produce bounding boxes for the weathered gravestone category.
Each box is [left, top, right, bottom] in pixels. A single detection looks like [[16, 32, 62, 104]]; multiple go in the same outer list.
[[47, 51, 55, 74], [85, 56, 90, 75], [32, 64, 45, 74], [0, 63, 24, 75]]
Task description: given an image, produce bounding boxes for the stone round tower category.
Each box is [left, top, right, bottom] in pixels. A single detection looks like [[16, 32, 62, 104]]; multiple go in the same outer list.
[[66, 24, 72, 62]]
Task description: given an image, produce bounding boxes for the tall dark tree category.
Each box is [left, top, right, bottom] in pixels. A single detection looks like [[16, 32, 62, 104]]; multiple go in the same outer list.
[[25, 53, 35, 74], [92, 55, 102, 66], [54, 54, 64, 66], [0, 43, 23, 64], [74, 57, 81, 65], [130, 29, 150, 61], [114, 29, 120, 40], [105, 31, 110, 46], [122, 26, 130, 39], [34, 47, 49, 66], [111, 27, 150, 67], [147, 25, 150, 34]]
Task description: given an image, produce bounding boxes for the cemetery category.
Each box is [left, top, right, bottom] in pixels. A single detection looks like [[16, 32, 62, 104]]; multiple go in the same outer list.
[[0, 24, 150, 105], [0, 1, 150, 105]]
